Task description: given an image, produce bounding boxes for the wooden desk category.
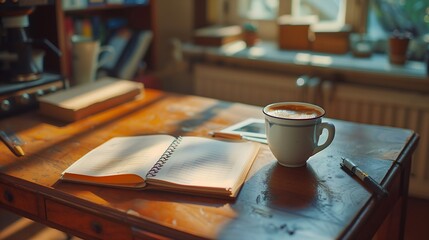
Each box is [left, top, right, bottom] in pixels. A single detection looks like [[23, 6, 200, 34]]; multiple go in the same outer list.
[[0, 89, 419, 239]]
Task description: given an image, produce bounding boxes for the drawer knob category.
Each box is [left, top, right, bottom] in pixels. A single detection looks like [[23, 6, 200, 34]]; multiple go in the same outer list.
[[3, 190, 14, 203], [91, 221, 103, 234]]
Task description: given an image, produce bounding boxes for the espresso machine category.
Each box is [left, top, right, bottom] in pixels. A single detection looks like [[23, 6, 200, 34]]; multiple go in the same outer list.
[[1, 7, 43, 82], [0, 1, 65, 117]]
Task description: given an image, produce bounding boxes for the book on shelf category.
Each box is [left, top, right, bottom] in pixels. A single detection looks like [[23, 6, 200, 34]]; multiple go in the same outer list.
[[88, 0, 106, 6], [99, 29, 153, 80], [65, 15, 151, 80], [114, 30, 153, 79], [106, 0, 124, 4], [62, 0, 88, 10], [61, 134, 260, 198], [99, 28, 133, 70], [67, 16, 109, 43], [123, 0, 149, 4], [38, 77, 143, 122]]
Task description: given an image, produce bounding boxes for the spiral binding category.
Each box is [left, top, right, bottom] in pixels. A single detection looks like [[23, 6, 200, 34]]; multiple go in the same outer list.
[[146, 136, 182, 177]]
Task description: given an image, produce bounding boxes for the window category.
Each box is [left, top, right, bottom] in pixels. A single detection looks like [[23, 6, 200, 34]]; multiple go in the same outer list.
[[225, 0, 351, 40], [291, 0, 346, 31], [366, 0, 429, 60], [238, 0, 279, 20], [368, 0, 428, 37], [223, 0, 427, 61], [236, 0, 347, 24]]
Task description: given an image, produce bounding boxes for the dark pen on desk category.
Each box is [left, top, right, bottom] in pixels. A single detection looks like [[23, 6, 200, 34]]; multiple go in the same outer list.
[[0, 130, 25, 157], [340, 157, 388, 198]]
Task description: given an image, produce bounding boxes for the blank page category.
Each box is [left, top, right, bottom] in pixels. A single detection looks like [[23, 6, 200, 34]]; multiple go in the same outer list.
[[62, 135, 174, 181], [149, 136, 258, 189]]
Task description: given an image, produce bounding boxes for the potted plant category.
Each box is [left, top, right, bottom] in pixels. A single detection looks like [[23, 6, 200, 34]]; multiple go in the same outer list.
[[242, 22, 259, 47], [388, 30, 413, 65]]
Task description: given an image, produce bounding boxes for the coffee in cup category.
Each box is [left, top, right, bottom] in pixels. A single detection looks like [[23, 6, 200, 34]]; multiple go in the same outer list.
[[265, 104, 323, 119], [263, 102, 335, 167]]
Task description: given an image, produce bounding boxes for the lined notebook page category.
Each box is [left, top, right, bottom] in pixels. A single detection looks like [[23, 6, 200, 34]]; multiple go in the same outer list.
[[150, 136, 257, 188], [63, 135, 174, 179]]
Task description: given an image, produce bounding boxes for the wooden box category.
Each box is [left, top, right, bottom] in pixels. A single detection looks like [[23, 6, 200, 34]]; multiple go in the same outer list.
[[311, 26, 351, 54], [277, 15, 316, 50]]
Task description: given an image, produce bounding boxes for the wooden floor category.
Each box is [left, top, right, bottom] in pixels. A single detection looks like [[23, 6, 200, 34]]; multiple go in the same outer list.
[[1, 197, 428, 240], [404, 197, 429, 240]]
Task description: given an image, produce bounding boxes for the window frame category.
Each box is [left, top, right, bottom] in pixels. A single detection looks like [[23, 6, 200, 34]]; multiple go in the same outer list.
[[291, 0, 347, 31], [218, 0, 368, 40]]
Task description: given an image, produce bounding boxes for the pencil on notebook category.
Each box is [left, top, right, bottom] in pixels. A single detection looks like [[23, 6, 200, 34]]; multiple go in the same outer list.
[[0, 131, 25, 157], [209, 131, 267, 144]]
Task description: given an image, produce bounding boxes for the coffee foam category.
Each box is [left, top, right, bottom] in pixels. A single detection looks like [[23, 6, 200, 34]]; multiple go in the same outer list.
[[266, 104, 322, 119], [268, 109, 319, 119]]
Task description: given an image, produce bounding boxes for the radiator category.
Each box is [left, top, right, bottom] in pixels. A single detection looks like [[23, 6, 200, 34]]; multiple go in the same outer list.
[[194, 64, 321, 106], [194, 63, 429, 199]]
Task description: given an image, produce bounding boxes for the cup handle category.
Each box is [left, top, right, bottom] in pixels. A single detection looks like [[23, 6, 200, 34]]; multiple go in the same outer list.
[[97, 45, 115, 68], [313, 122, 335, 155]]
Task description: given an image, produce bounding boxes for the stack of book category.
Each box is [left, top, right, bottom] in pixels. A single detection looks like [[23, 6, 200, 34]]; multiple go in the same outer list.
[[193, 25, 243, 47], [38, 77, 143, 122]]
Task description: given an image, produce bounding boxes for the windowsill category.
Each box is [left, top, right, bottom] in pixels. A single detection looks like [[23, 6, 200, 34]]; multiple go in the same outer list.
[[182, 40, 429, 93]]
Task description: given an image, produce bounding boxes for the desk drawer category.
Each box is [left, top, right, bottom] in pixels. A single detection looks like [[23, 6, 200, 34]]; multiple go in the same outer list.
[[0, 182, 38, 215], [45, 199, 132, 239]]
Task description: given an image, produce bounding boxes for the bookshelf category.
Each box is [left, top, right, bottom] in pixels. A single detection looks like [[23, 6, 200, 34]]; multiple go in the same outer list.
[[29, 1, 156, 83]]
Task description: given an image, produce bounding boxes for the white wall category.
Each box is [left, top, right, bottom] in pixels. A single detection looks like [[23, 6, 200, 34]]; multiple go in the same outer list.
[[153, 0, 194, 93], [155, 0, 193, 70]]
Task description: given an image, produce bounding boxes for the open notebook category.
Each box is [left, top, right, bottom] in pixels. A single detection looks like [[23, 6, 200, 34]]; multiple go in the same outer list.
[[61, 135, 260, 198]]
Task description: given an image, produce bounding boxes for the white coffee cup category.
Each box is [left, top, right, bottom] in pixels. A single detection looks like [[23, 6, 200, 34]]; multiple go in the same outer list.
[[72, 36, 115, 86], [263, 102, 335, 167]]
